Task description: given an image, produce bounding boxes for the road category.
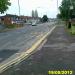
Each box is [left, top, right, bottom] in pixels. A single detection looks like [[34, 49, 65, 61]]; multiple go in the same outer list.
[[1, 25, 75, 75], [0, 22, 55, 63]]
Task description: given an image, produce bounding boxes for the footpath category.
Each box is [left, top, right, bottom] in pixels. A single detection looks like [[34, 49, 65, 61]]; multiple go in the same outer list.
[[1, 25, 75, 75]]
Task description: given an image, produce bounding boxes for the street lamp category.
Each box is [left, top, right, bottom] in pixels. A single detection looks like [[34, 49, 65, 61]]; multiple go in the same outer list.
[[18, 0, 20, 16], [57, 0, 59, 23], [57, 0, 58, 12]]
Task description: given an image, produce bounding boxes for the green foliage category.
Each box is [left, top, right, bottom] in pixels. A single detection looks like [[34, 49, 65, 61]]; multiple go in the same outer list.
[[57, 14, 62, 19], [32, 10, 34, 17], [41, 15, 48, 22], [6, 24, 16, 28], [59, 0, 75, 20], [71, 25, 75, 34], [0, 0, 11, 14]]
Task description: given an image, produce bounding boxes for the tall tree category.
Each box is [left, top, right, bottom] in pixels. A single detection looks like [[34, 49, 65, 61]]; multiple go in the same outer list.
[[57, 14, 62, 19], [32, 10, 35, 18], [35, 10, 38, 18], [59, 0, 75, 20], [0, 0, 11, 14]]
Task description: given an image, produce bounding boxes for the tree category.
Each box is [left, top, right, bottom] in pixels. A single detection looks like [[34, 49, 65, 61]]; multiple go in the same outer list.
[[0, 0, 11, 14], [42, 15, 48, 22], [35, 10, 38, 18], [32, 10, 35, 18], [59, 0, 75, 20], [57, 14, 62, 19]]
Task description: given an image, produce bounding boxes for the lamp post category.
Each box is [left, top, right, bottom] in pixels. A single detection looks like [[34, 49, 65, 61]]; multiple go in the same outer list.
[[57, 0, 59, 23], [18, 0, 20, 16], [57, 0, 58, 12]]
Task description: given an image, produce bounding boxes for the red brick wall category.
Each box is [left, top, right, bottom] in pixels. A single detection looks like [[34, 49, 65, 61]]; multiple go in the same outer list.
[[4, 17, 12, 25]]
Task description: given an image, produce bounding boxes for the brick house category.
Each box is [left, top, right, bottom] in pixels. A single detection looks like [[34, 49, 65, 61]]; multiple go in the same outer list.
[[0, 14, 40, 27], [1, 14, 33, 24], [19, 16, 33, 23], [1, 14, 19, 25]]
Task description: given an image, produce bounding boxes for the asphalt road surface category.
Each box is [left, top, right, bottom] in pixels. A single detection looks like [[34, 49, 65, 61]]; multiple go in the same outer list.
[[1, 25, 75, 75], [0, 22, 54, 63]]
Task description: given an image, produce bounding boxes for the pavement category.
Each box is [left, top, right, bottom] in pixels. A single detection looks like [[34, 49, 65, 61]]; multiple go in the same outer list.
[[0, 24, 6, 31], [1, 24, 75, 75]]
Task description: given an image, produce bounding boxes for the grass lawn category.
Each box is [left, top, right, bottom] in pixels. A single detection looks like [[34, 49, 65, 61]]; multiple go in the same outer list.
[[6, 24, 16, 29], [66, 25, 75, 35], [0, 24, 23, 32], [71, 25, 75, 34]]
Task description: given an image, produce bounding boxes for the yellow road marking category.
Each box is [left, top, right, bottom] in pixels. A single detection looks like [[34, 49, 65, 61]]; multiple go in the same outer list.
[[0, 26, 56, 73]]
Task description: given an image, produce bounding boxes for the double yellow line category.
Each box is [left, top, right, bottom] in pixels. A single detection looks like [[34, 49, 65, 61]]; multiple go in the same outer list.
[[0, 26, 56, 74]]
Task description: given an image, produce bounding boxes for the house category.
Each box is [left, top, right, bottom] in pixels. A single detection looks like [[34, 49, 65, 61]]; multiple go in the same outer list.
[[20, 15, 41, 23], [1, 14, 19, 25], [19, 16, 33, 23], [0, 14, 41, 27], [0, 14, 25, 27]]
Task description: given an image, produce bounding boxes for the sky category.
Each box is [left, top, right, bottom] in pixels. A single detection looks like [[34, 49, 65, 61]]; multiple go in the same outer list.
[[0, 0, 62, 18]]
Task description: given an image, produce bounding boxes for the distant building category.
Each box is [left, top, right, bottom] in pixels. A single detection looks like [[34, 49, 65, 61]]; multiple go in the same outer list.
[[0, 14, 41, 27], [21, 16, 32, 22], [1, 14, 19, 25], [20, 15, 40, 24]]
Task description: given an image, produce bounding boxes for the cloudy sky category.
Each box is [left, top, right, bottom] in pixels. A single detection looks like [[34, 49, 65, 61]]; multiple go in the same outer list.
[[0, 0, 62, 18]]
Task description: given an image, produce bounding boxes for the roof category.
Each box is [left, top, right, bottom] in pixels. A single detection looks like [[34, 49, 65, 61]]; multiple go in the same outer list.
[[19, 16, 33, 19], [5, 14, 18, 17], [0, 14, 18, 18]]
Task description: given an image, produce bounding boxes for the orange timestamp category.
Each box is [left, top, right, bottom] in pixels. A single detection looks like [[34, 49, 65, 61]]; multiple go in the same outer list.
[[48, 70, 73, 75]]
